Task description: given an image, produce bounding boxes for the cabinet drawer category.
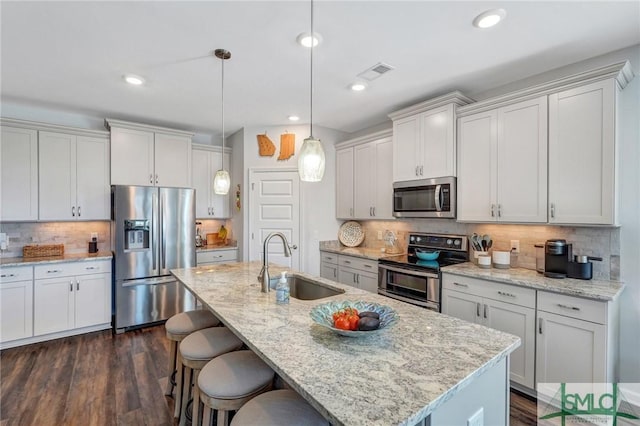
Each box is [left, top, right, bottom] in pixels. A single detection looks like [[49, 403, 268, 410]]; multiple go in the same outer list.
[[34, 260, 111, 279], [320, 252, 338, 265], [479, 280, 536, 309], [197, 249, 237, 265], [338, 255, 377, 272], [442, 274, 488, 297], [0, 266, 33, 283], [538, 291, 607, 324]]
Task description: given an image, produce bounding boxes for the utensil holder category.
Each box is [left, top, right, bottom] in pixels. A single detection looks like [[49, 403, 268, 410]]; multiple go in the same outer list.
[[472, 250, 489, 264]]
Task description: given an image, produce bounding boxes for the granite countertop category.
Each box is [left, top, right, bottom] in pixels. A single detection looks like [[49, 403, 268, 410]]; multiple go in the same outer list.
[[171, 261, 520, 426], [319, 241, 403, 261], [442, 263, 624, 301], [0, 252, 113, 267]]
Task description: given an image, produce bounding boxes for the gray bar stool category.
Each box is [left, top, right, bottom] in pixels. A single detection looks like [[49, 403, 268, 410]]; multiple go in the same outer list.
[[230, 389, 329, 426], [164, 310, 220, 409], [198, 350, 275, 426], [178, 326, 243, 426]]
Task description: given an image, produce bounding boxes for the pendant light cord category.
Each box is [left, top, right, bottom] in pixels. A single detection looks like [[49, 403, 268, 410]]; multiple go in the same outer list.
[[221, 50, 225, 170], [309, 0, 314, 138]]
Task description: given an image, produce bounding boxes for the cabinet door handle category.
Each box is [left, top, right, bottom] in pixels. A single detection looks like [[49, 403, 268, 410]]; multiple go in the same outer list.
[[557, 303, 580, 311], [420, 165, 424, 176], [372, 207, 376, 216], [77, 206, 81, 217], [211, 207, 214, 216], [356, 274, 360, 284], [539, 318, 543, 334], [76, 280, 80, 291], [550, 203, 555, 218], [155, 174, 159, 184], [333, 268, 337, 278], [498, 291, 516, 298], [70, 281, 74, 292], [349, 207, 353, 217], [484, 304, 488, 319], [476, 302, 481, 317], [453, 282, 468, 288], [490, 204, 495, 217], [497, 204, 501, 218], [150, 174, 154, 184], [47, 269, 62, 274], [72, 206, 75, 217]]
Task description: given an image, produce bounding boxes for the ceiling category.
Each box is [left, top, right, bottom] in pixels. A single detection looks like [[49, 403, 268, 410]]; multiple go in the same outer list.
[[1, 1, 639, 139]]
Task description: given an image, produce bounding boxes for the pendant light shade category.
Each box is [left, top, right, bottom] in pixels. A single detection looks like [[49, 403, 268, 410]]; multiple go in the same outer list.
[[298, 0, 325, 182], [213, 48, 231, 195]]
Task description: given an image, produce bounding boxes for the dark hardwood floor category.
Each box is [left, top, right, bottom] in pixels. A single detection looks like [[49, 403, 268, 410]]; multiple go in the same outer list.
[[1, 326, 539, 426]]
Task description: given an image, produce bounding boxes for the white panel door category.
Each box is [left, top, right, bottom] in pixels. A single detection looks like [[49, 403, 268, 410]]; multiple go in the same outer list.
[[34, 277, 74, 336], [392, 116, 420, 182], [0, 126, 38, 221], [110, 127, 154, 186], [249, 170, 300, 271], [38, 131, 76, 220], [320, 262, 338, 281], [374, 138, 394, 219], [354, 143, 374, 218], [0, 280, 33, 343], [441, 289, 481, 324], [421, 105, 454, 178], [457, 111, 497, 222], [548, 80, 615, 224], [335, 147, 354, 219], [76, 136, 109, 220], [154, 133, 191, 188], [74, 274, 110, 328], [497, 97, 548, 223]]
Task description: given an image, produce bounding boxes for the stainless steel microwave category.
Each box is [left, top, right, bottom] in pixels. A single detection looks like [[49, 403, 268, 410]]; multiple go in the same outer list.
[[392, 176, 456, 218]]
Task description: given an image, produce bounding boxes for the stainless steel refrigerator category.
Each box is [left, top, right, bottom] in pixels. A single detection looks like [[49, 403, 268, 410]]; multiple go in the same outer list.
[[111, 185, 196, 333]]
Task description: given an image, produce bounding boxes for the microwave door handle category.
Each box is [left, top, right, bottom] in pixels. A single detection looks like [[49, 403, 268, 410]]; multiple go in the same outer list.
[[434, 184, 443, 212]]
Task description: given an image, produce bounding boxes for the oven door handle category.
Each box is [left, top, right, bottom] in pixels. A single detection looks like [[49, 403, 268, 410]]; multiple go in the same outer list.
[[378, 289, 439, 311], [434, 184, 443, 212], [378, 264, 438, 279]]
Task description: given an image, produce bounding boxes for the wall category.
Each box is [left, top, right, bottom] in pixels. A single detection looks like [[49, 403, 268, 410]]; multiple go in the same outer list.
[[0, 221, 111, 257], [229, 128, 245, 258], [235, 124, 347, 276]]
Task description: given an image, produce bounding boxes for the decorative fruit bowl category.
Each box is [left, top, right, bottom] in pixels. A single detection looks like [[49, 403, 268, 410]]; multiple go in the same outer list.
[[309, 300, 398, 337]]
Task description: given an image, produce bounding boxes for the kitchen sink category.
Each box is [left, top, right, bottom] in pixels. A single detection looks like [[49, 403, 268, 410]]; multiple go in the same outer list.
[[270, 275, 344, 300]]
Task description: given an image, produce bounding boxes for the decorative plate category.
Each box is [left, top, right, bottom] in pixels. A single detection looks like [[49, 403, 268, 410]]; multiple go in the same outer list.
[[310, 300, 398, 337], [338, 221, 365, 247]]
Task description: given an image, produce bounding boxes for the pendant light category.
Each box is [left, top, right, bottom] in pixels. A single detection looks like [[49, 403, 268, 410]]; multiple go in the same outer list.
[[213, 48, 231, 195], [298, 0, 325, 182]]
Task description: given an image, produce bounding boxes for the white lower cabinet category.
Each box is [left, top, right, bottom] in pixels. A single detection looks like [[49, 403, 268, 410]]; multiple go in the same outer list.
[[442, 274, 536, 389], [33, 261, 111, 336], [536, 291, 610, 384], [320, 251, 378, 293], [196, 249, 238, 266], [0, 266, 34, 343]]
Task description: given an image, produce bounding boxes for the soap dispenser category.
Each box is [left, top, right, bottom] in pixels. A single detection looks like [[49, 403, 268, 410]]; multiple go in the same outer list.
[[275, 272, 289, 304]]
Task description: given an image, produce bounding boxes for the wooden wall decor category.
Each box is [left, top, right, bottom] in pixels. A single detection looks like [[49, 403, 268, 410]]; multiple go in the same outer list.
[[257, 133, 276, 156], [278, 133, 295, 160]]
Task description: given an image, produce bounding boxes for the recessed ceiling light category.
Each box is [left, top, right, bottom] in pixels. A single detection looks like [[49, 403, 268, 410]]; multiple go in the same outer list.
[[350, 82, 367, 92], [288, 115, 300, 121], [123, 74, 145, 85], [472, 9, 506, 29], [296, 32, 322, 48]]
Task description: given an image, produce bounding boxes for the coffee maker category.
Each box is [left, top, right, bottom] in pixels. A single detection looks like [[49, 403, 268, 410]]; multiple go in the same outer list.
[[544, 239, 572, 278]]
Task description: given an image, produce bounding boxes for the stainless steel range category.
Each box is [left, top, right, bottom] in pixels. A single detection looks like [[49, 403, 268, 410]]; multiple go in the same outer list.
[[378, 233, 468, 311]]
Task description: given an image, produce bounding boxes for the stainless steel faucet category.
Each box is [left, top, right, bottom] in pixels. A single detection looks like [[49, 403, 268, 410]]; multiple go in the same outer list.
[[258, 232, 296, 293]]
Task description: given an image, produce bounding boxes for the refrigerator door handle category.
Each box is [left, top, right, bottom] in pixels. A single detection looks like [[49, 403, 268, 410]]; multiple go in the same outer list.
[[152, 191, 158, 273], [161, 192, 166, 270]]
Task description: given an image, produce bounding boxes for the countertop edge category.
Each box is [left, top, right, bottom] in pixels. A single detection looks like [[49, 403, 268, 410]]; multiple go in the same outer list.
[[1, 253, 113, 267], [441, 265, 624, 302]]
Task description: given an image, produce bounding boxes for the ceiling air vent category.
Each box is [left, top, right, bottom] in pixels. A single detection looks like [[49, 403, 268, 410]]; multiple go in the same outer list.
[[357, 62, 395, 81]]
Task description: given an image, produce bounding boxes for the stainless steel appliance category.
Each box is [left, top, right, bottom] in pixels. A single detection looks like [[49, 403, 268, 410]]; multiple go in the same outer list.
[[378, 233, 468, 311], [544, 239, 572, 278], [111, 185, 196, 333], [392, 176, 456, 218]]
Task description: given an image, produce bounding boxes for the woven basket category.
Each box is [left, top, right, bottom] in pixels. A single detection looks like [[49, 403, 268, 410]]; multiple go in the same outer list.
[[23, 244, 64, 258]]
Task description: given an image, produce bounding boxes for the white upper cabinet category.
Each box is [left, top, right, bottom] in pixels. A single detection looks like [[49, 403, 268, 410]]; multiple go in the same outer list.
[[0, 126, 38, 221], [192, 144, 231, 219], [336, 131, 393, 220], [548, 80, 615, 225], [106, 119, 192, 188], [389, 92, 472, 182], [458, 96, 548, 223], [38, 131, 109, 221]]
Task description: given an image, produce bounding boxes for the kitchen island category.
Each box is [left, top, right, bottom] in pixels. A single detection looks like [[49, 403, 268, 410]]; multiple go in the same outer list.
[[171, 262, 520, 426]]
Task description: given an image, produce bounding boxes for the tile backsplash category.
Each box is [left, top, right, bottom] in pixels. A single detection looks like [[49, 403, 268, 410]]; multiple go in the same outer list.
[[0, 221, 111, 257], [356, 220, 619, 280]]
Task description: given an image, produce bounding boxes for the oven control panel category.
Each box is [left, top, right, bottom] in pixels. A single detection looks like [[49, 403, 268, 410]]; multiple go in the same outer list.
[[409, 233, 467, 252]]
